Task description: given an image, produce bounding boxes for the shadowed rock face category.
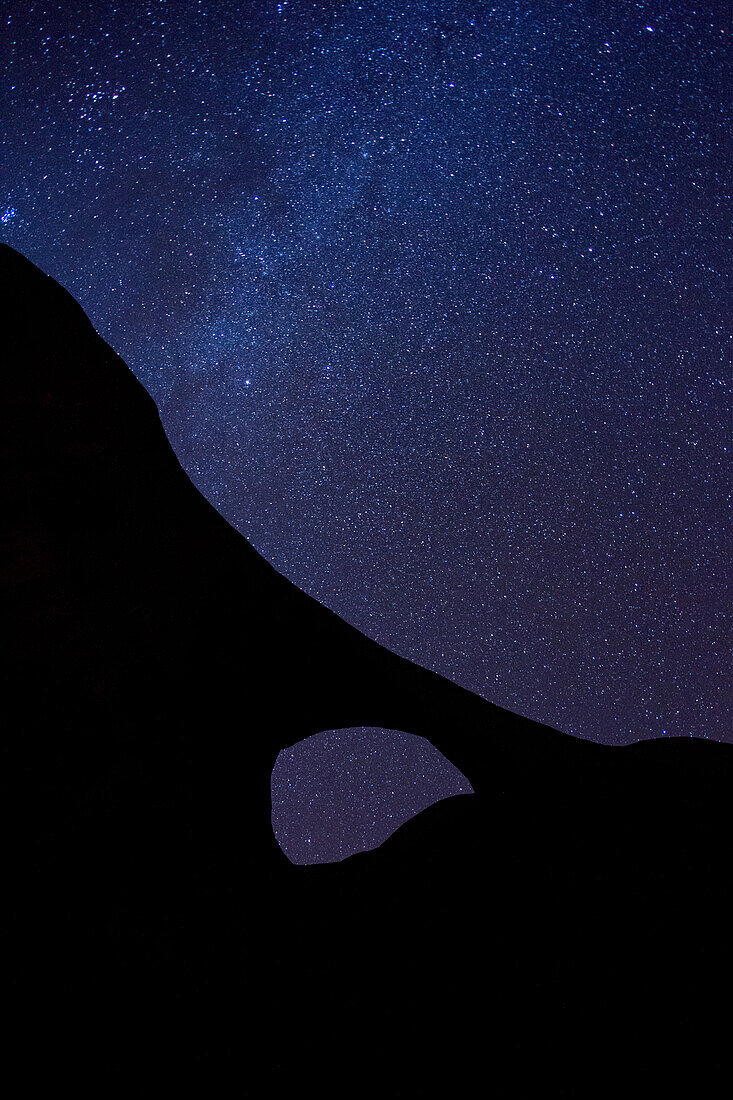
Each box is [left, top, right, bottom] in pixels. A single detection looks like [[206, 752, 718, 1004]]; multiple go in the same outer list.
[[1, 243, 729, 1092]]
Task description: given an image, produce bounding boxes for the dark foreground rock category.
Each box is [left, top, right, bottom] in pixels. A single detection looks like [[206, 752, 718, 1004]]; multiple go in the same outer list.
[[1, 243, 729, 1094]]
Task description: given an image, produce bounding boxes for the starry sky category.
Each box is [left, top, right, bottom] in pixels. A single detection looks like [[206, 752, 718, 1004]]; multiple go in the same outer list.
[[3, 1, 729, 861]]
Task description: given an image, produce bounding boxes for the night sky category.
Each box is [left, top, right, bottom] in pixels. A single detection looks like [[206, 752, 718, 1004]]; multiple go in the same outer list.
[[3, 1, 729, 861]]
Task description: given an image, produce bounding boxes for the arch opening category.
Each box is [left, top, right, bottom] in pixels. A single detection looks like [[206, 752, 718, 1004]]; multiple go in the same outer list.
[[271, 727, 473, 865]]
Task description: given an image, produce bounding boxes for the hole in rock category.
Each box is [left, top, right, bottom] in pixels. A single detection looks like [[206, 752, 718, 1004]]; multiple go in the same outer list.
[[271, 727, 473, 865]]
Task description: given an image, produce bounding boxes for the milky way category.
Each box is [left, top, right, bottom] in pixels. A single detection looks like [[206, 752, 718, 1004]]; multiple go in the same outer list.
[[3, 1, 729, 860]]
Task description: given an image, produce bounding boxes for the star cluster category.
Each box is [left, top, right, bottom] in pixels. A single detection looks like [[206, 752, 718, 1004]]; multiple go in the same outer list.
[[3, 1, 729, 859]]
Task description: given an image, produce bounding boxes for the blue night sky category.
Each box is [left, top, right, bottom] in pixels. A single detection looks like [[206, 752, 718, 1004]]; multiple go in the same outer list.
[[3, 1, 729, 860]]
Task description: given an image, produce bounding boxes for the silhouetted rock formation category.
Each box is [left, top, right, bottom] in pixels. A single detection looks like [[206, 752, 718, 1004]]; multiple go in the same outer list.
[[1, 243, 729, 1094]]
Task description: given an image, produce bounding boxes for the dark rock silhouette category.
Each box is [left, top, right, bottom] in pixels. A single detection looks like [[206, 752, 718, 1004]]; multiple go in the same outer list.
[[1, 243, 729, 1093]]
